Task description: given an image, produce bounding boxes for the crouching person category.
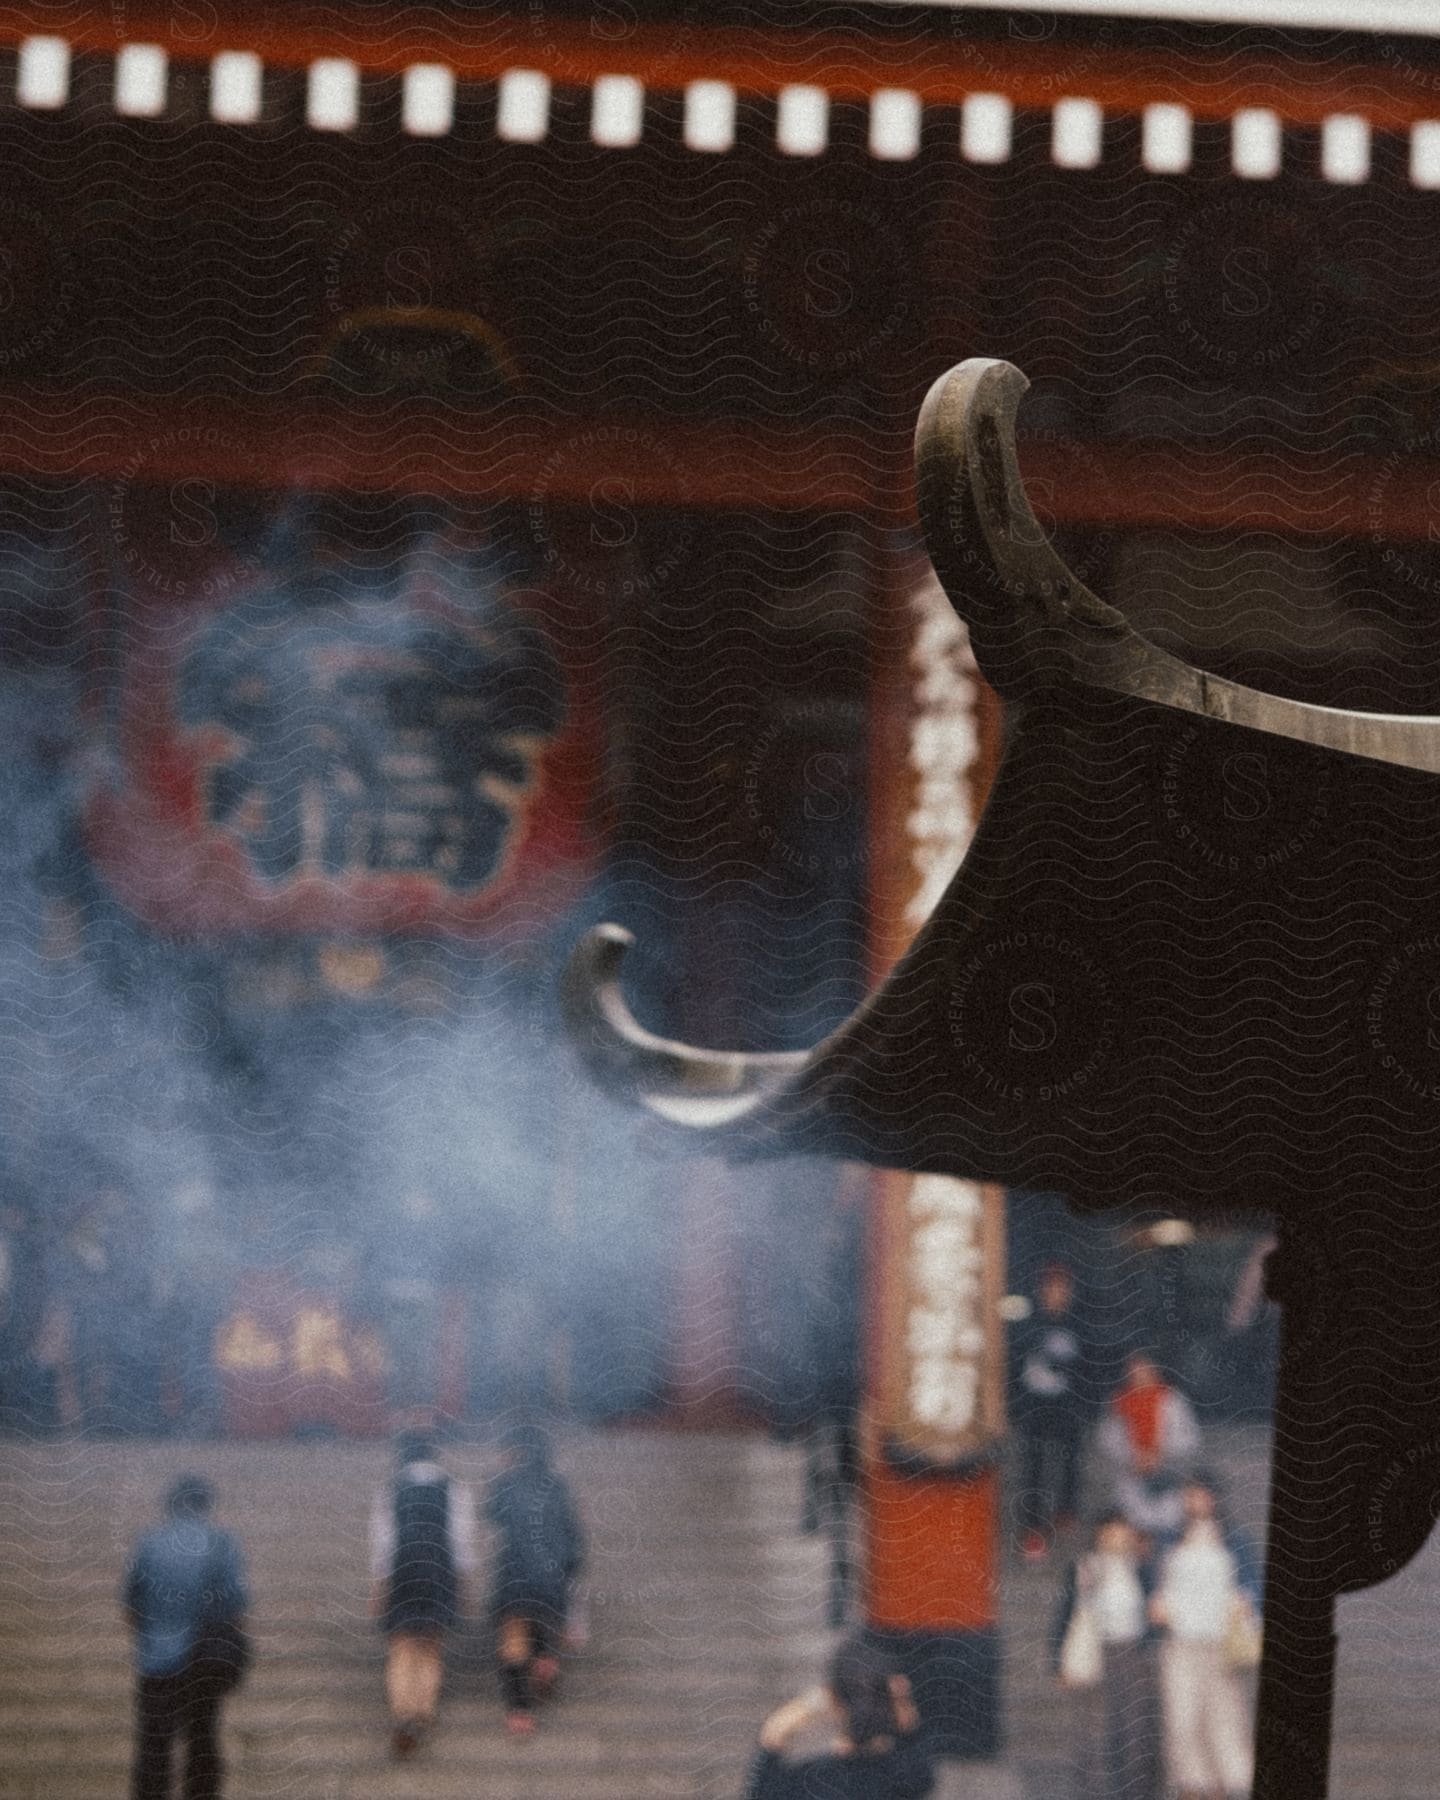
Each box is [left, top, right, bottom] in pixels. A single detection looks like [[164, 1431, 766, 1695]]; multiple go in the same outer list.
[[744, 1636, 935, 1798], [485, 1422, 585, 1735]]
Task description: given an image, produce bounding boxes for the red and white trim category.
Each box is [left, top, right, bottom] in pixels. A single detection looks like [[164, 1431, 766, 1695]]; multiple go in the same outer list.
[[6, 25, 1440, 185]]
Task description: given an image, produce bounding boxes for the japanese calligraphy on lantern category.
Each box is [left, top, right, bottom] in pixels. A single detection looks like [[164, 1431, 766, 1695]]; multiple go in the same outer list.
[[177, 592, 563, 891], [867, 573, 1005, 1467], [84, 509, 600, 938], [897, 1175, 1005, 1457], [904, 576, 980, 930]]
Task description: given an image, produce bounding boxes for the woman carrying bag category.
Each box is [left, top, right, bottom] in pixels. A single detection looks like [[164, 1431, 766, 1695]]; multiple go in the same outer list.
[[1051, 1511, 1164, 1800], [1149, 1474, 1262, 1800]]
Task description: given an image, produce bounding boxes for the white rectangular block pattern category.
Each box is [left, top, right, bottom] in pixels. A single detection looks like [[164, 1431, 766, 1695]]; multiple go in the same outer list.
[[1232, 107, 1282, 178], [591, 74, 644, 147], [114, 44, 167, 118], [307, 58, 359, 132], [209, 52, 262, 125], [684, 81, 735, 152], [777, 84, 829, 156], [402, 64, 454, 137], [1142, 102, 1192, 173], [496, 69, 550, 143], [5, 30, 1440, 192], [1052, 96, 1103, 168], [16, 36, 69, 110], [870, 87, 922, 159], [1410, 121, 1440, 189], [962, 92, 1012, 164], [1320, 113, 1370, 184]]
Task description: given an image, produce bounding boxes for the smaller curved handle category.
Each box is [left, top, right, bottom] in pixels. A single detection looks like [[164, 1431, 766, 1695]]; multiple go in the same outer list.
[[561, 924, 805, 1122]]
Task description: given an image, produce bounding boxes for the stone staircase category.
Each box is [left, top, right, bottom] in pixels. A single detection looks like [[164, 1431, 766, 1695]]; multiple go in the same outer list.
[[0, 1430, 1023, 1800], [0, 1431, 827, 1800], [0, 1424, 1435, 1799]]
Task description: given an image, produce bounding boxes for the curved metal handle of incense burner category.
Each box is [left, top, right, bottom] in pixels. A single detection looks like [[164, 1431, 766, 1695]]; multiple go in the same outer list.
[[564, 359, 1440, 1799], [565, 355, 1440, 1182], [916, 356, 1440, 771], [566, 358, 1440, 1122]]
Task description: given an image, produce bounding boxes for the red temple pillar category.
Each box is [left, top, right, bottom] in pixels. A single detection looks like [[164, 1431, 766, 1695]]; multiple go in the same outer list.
[[860, 556, 1007, 1752]]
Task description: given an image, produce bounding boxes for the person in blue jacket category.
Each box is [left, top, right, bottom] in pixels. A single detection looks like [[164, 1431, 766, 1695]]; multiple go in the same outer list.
[[485, 1421, 585, 1735], [122, 1474, 248, 1800], [743, 1636, 935, 1798]]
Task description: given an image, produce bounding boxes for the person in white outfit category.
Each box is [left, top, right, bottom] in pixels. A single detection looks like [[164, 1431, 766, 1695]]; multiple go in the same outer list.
[[1149, 1476, 1261, 1800], [1051, 1510, 1163, 1798]]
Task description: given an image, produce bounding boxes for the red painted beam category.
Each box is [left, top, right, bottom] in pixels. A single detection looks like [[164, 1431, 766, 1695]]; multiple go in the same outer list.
[[0, 390, 1434, 541], [0, 393, 896, 515], [0, 4, 1434, 131]]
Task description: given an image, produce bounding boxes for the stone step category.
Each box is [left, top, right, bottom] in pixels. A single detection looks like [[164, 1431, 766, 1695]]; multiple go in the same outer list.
[[0, 1696, 802, 1736], [0, 1731, 745, 1768], [1, 1631, 836, 1668], [0, 1770, 691, 1800]]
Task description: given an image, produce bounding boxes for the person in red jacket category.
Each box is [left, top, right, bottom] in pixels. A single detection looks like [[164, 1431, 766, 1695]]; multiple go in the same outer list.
[[1096, 1352, 1202, 1543]]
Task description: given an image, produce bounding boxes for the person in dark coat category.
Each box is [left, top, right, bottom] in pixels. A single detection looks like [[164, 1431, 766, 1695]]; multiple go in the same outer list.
[[485, 1422, 585, 1735], [743, 1636, 935, 1799], [1013, 1262, 1093, 1560], [122, 1474, 248, 1800], [1051, 1511, 1164, 1799], [368, 1430, 477, 1760]]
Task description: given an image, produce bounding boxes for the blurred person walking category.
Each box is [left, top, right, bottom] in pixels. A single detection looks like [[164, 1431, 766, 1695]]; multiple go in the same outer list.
[[0, 1199, 43, 1428], [122, 1474, 249, 1800], [485, 1421, 585, 1735], [743, 1635, 934, 1798], [1096, 1352, 1201, 1543], [369, 1427, 477, 1759], [1051, 1511, 1163, 1799], [1149, 1475, 1262, 1800], [1013, 1261, 1092, 1560]]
